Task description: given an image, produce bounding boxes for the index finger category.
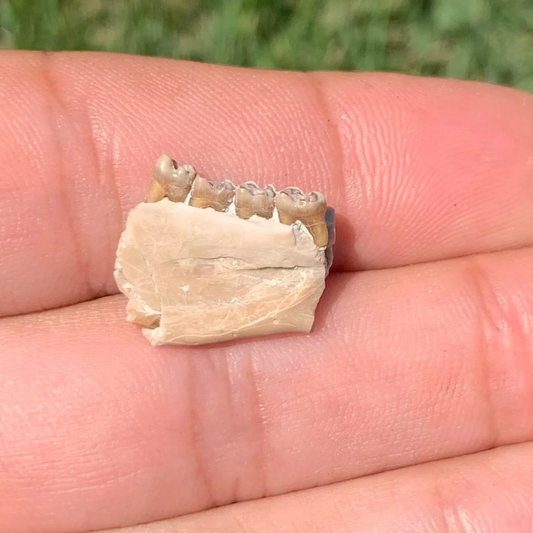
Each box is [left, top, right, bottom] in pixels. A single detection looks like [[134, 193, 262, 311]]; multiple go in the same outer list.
[[0, 51, 532, 316]]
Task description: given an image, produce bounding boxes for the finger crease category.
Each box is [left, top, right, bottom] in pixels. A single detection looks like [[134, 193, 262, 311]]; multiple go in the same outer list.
[[466, 255, 512, 449], [186, 355, 216, 509], [39, 52, 94, 303], [246, 353, 269, 499], [308, 73, 347, 213]]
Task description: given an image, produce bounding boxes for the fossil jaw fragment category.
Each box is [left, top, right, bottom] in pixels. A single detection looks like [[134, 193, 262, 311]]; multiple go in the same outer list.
[[114, 154, 335, 346]]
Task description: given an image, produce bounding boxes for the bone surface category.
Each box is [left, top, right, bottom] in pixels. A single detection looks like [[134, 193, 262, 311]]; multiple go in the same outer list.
[[114, 155, 334, 346]]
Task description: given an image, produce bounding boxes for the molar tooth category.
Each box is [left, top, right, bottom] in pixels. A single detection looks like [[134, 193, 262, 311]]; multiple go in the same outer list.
[[235, 182, 276, 219], [153, 154, 196, 202], [189, 176, 236, 211], [275, 188, 328, 247]]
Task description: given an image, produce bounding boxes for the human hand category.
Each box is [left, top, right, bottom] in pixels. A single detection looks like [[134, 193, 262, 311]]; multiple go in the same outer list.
[[1, 51, 532, 533]]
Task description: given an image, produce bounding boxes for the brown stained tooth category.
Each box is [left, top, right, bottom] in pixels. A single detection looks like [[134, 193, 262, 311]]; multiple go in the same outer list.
[[145, 179, 166, 203], [235, 182, 276, 219], [153, 154, 196, 202], [275, 188, 328, 247], [189, 176, 236, 211]]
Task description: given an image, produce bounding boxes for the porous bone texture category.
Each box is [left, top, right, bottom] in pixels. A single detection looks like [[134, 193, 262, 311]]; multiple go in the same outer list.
[[114, 199, 327, 345]]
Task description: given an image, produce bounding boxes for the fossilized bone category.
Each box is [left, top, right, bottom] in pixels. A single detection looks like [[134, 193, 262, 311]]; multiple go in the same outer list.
[[115, 154, 335, 346]]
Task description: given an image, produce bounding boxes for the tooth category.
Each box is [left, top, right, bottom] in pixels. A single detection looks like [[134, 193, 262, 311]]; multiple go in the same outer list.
[[189, 176, 236, 211], [145, 179, 166, 203], [275, 188, 328, 247], [235, 182, 275, 219], [153, 154, 196, 202]]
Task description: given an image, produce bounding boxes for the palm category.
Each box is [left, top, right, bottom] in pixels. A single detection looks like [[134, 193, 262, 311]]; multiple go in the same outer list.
[[1, 52, 532, 533]]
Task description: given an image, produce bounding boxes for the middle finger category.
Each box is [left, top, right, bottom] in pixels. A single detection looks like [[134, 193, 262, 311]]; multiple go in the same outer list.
[[0, 248, 532, 532]]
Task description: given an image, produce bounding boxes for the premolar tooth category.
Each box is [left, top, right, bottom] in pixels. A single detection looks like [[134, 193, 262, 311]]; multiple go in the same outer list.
[[275, 188, 328, 247], [153, 154, 196, 202], [189, 176, 236, 211], [235, 182, 276, 219]]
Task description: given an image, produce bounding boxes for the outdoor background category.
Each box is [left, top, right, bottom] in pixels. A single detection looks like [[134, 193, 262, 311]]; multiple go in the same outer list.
[[1, 0, 532, 91]]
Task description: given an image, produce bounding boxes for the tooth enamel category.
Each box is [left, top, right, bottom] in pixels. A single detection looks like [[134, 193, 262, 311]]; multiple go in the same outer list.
[[189, 176, 236, 211], [145, 179, 166, 203], [275, 188, 328, 247], [153, 154, 196, 202], [235, 182, 276, 219]]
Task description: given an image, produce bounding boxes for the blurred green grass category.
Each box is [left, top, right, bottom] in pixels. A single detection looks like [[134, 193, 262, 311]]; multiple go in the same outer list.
[[1, 0, 533, 91]]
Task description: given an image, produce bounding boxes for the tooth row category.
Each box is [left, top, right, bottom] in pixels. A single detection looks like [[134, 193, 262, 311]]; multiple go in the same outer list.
[[146, 154, 331, 247]]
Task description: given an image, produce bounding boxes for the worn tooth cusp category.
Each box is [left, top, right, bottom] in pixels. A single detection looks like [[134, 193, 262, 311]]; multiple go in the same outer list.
[[275, 188, 328, 247], [235, 182, 276, 219], [189, 176, 236, 211]]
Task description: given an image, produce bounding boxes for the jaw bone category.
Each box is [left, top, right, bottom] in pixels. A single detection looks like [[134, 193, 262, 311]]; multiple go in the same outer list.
[[115, 154, 335, 346]]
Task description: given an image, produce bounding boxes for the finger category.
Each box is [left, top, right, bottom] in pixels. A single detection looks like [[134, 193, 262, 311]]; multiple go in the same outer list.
[[1, 52, 533, 316], [105, 442, 533, 533], [0, 248, 532, 532]]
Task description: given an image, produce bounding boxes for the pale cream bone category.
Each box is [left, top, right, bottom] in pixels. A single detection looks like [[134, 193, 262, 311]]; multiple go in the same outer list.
[[114, 154, 335, 346]]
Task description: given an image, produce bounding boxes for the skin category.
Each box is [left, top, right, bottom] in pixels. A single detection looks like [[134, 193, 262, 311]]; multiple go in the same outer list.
[[0, 51, 532, 533]]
